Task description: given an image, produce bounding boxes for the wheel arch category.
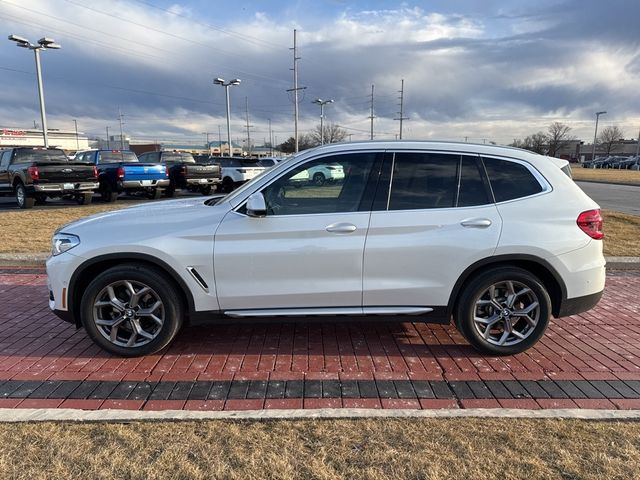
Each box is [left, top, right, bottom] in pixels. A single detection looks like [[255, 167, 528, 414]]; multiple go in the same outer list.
[[447, 254, 567, 321], [68, 253, 196, 328]]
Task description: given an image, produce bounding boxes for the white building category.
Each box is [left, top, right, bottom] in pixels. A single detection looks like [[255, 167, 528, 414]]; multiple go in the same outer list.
[[0, 127, 90, 152]]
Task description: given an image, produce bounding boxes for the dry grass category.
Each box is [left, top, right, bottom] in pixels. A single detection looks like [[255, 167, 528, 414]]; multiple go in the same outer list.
[[0, 202, 137, 254], [602, 209, 640, 256], [572, 167, 640, 186], [0, 418, 638, 480]]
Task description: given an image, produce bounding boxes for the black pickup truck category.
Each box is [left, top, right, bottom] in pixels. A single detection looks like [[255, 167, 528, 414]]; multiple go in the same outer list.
[[0, 147, 99, 208], [138, 151, 221, 196]]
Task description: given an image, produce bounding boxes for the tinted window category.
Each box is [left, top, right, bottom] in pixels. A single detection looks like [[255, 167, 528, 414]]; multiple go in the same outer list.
[[0, 151, 11, 167], [161, 152, 195, 163], [261, 153, 377, 216], [98, 151, 138, 163], [258, 159, 276, 167], [457, 156, 490, 207], [13, 149, 68, 163], [389, 153, 458, 210], [482, 157, 543, 202]]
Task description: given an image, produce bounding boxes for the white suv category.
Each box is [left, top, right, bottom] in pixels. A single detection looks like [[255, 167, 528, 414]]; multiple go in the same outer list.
[[218, 157, 266, 192], [47, 141, 605, 357]]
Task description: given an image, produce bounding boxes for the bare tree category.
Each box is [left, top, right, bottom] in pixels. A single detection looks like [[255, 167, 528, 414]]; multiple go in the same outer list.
[[546, 122, 574, 157], [511, 131, 548, 155], [597, 126, 625, 155], [277, 134, 314, 153], [309, 123, 348, 146]]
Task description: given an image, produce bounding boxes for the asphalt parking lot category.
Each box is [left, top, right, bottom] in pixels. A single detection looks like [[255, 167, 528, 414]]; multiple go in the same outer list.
[[576, 181, 640, 215], [1, 267, 639, 411]]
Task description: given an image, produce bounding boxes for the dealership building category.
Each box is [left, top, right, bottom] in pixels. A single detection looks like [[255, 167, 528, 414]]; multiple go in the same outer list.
[[0, 127, 90, 151]]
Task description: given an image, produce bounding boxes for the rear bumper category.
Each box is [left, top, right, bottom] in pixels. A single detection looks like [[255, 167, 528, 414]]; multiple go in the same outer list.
[[557, 289, 604, 318], [185, 178, 221, 186], [119, 179, 170, 189], [31, 182, 99, 194]]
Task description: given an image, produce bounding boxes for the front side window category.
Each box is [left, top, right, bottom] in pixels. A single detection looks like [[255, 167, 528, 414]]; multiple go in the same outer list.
[[260, 152, 378, 216], [482, 157, 543, 202], [0, 151, 11, 167]]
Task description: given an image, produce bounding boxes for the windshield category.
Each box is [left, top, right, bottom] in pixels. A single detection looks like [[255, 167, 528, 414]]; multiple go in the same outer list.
[[98, 151, 139, 163], [13, 149, 68, 163], [162, 152, 196, 163]]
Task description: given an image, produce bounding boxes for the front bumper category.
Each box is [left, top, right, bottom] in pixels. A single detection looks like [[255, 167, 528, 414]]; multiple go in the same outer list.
[[31, 182, 99, 194], [119, 179, 170, 189], [46, 252, 85, 325]]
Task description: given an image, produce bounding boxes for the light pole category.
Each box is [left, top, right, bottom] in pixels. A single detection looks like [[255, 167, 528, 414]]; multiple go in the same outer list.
[[73, 119, 79, 150], [106, 126, 110, 149], [8, 35, 61, 148], [214, 77, 241, 156], [312, 98, 334, 145], [592, 111, 607, 161]]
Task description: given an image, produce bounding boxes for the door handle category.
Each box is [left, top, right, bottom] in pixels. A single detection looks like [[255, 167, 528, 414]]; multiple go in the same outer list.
[[460, 218, 492, 228], [326, 222, 357, 234]]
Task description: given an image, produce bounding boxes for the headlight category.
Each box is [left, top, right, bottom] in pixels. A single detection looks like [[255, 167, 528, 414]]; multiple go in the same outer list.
[[51, 233, 80, 256]]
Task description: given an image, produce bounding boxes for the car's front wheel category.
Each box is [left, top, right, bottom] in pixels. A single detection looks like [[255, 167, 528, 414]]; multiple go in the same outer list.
[[80, 264, 184, 356], [455, 267, 551, 355]]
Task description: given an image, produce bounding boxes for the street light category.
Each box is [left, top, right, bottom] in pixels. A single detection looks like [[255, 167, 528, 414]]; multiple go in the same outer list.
[[312, 98, 334, 145], [592, 111, 607, 162], [8, 35, 61, 148], [213, 77, 241, 157]]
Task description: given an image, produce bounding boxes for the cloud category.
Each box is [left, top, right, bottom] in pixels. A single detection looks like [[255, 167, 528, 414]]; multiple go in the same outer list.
[[0, 0, 639, 145]]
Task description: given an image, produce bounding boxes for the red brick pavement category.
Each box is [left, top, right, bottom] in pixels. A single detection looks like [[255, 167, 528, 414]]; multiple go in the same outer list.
[[1, 269, 639, 411]]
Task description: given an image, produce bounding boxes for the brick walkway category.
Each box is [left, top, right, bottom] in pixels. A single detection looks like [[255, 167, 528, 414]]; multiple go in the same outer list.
[[1, 267, 639, 411]]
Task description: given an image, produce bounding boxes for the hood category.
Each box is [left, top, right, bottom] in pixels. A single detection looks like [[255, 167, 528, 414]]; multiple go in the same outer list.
[[59, 196, 227, 235]]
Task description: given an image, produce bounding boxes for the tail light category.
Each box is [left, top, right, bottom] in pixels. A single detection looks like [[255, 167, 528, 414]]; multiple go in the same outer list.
[[577, 209, 604, 239], [165, 166, 170, 177], [117, 167, 125, 179], [27, 166, 40, 181], [92, 166, 99, 179]]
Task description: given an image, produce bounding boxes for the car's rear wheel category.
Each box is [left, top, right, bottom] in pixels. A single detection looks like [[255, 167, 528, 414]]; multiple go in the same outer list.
[[15, 183, 34, 209], [100, 181, 118, 203], [80, 264, 184, 356], [455, 267, 551, 355], [164, 180, 176, 197], [201, 185, 212, 195], [77, 192, 93, 205], [147, 188, 162, 200], [313, 172, 325, 186], [222, 177, 234, 193]]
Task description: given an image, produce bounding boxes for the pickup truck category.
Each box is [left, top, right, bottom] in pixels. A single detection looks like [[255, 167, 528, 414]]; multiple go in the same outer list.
[[75, 149, 169, 202], [0, 147, 98, 208], [138, 151, 221, 196]]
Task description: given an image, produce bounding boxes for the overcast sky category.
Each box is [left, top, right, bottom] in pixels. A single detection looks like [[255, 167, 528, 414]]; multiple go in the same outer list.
[[1, 0, 639, 146]]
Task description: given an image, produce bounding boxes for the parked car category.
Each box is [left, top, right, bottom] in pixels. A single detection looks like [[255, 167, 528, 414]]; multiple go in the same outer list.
[[138, 151, 221, 196], [47, 141, 605, 357], [307, 162, 345, 185], [0, 147, 98, 208], [217, 157, 267, 192], [76, 149, 169, 202], [612, 156, 638, 169]]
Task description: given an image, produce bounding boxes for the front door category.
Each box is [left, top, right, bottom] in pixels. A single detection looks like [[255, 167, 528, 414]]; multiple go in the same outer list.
[[214, 152, 381, 311], [363, 151, 502, 308], [0, 151, 11, 193]]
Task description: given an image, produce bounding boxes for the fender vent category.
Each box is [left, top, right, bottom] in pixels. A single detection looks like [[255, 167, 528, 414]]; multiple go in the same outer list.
[[186, 267, 209, 292]]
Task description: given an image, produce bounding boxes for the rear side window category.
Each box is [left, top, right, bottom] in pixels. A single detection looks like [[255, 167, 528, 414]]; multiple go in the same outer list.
[[387, 153, 490, 210], [482, 157, 543, 202]]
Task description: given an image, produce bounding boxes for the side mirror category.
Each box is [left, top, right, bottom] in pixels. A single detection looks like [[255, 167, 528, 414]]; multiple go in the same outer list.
[[246, 192, 267, 217]]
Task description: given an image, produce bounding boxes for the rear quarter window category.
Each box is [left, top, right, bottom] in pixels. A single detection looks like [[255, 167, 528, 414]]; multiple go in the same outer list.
[[482, 157, 543, 202]]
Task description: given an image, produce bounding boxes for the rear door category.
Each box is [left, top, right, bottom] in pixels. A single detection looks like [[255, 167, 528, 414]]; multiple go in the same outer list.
[[362, 151, 502, 309]]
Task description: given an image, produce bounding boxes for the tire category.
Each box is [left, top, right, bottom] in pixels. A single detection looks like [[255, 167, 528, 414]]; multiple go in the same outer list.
[[77, 192, 93, 205], [15, 183, 34, 209], [79, 264, 184, 357], [201, 185, 212, 196], [222, 177, 234, 193], [164, 180, 176, 198], [454, 267, 551, 355], [34, 195, 47, 205], [100, 181, 118, 203], [313, 172, 326, 186], [147, 188, 162, 200]]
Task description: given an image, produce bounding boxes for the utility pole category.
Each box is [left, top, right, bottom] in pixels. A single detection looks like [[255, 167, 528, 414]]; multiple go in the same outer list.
[[201, 132, 211, 152], [636, 127, 640, 157], [268, 118, 273, 156], [106, 126, 110, 149], [117, 107, 125, 150], [244, 96, 252, 156], [368, 84, 375, 140], [73, 119, 79, 150], [394, 79, 409, 140], [592, 111, 606, 161], [287, 29, 306, 153]]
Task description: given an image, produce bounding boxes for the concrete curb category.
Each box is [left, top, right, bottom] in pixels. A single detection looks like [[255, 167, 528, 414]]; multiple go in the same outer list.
[[1, 254, 639, 270], [0, 407, 639, 423]]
